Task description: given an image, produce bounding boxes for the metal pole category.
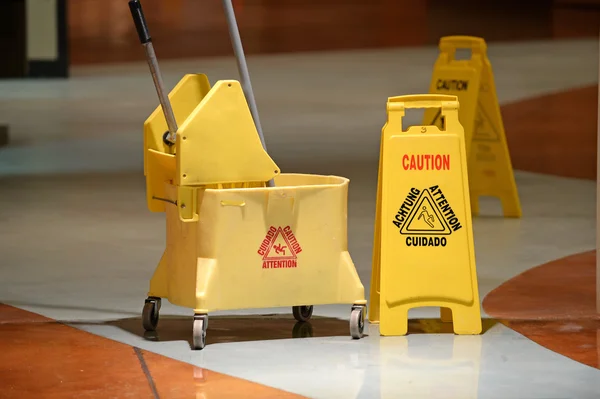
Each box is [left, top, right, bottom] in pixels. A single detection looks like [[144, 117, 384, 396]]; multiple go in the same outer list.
[[222, 0, 274, 187], [221, 0, 268, 152], [144, 43, 178, 144], [129, 0, 178, 145]]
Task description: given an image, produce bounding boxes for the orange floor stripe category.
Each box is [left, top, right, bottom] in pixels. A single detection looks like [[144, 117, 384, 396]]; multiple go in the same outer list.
[[483, 251, 600, 369], [0, 304, 305, 398]]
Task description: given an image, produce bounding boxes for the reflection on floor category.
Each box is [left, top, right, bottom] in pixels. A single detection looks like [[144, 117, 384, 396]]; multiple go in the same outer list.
[[484, 250, 600, 369], [112, 315, 501, 349], [113, 315, 354, 347]]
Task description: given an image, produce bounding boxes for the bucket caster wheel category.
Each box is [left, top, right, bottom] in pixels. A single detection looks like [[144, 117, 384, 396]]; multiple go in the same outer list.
[[193, 314, 208, 350], [142, 297, 161, 332], [350, 305, 366, 339], [292, 305, 313, 322]]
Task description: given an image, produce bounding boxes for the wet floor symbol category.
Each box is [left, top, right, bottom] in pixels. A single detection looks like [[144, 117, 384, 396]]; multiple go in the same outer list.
[[418, 206, 435, 228], [274, 243, 287, 256]]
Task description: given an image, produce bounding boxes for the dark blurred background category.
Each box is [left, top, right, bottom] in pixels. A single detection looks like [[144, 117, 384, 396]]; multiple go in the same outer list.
[[0, 0, 598, 77]]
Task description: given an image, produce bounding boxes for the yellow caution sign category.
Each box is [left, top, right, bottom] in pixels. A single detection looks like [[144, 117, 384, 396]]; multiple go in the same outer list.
[[369, 94, 482, 336], [423, 36, 521, 218]]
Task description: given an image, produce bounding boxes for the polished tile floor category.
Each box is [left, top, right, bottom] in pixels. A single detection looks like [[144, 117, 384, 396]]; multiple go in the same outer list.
[[0, 38, 599, 398]]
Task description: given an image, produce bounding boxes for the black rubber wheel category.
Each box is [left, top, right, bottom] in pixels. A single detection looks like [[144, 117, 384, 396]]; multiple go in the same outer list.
[[292, 305, 313, 322], [142, 300, 159, 331]]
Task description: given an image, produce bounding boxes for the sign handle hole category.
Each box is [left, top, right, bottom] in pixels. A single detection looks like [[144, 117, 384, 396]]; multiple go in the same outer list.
[[403, 108, 446, 132], [454, 48, 472, 60]]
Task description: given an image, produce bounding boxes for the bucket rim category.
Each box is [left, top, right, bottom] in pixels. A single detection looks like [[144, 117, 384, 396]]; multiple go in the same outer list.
[[204, 173, 349, 193]]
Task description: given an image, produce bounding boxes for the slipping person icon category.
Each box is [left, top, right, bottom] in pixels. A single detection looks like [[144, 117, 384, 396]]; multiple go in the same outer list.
[[273, 243, 287, 256], [418, 206, 435, 228]]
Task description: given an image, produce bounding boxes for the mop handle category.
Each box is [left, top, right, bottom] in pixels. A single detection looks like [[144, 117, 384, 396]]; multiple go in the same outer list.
[[221, 0, 264, 147], [129, 0, 178, 145], [221, 0, 274, 187]]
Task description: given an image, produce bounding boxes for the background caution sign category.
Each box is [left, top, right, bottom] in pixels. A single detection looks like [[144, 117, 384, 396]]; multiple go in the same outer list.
[[423, 36, 522, 218], [369, 94, 482, 336]]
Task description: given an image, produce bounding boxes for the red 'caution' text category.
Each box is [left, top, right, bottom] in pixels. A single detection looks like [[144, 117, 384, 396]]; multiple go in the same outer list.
[[402, 154, 450, 171]]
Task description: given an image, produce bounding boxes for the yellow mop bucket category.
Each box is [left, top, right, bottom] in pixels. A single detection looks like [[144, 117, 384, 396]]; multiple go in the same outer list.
[[127, 0, 366, 350], [147, 174, 366, 349]]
